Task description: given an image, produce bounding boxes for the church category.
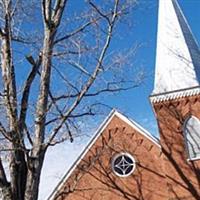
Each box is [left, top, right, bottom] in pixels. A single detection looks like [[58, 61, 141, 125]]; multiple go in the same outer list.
[[47, 0, 200, 199]]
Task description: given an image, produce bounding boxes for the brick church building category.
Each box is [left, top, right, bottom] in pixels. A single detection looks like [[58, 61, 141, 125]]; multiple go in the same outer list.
[[47, 0, 200, 199]]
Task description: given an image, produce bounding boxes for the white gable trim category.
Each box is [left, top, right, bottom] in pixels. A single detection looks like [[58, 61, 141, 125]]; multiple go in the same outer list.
[[114, 111, 160, 147], [150, 86, 200, 103], [47, 109, 160, 200]]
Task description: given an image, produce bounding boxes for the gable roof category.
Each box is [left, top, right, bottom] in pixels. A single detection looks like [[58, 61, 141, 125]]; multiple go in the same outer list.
[[152, 0, 200, 100], [47, 109, 160, 200]]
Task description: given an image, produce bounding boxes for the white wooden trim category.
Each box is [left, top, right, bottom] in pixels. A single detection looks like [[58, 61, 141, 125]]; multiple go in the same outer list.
[[150, 86, 200, 103], [114, 112, 160, 147], [187, 156, 200, 162]]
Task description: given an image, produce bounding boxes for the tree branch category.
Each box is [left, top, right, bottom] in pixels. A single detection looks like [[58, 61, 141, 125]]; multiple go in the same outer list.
[[19, 54, 42, 130], [46, 0, 120, 147], [45, 110, 95, 126], [0, 158, 11, 193], [54, 20, 95, 44], [42, 0, 52, 27], [52, 81, 138, 102], [68, 61, 92, 77], [0, 122, 12, 141], [52, 0, 67, 28], [0, 27, 4, 37], [89, 1, 110, 24]]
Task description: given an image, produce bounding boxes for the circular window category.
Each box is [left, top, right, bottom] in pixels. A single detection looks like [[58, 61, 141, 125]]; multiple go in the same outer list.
[[112, 153, 136, 177]]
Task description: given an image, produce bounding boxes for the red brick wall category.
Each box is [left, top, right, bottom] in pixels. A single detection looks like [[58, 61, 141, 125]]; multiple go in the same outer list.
[[54, 115, 167, 200], [153, 95, 200, 200]]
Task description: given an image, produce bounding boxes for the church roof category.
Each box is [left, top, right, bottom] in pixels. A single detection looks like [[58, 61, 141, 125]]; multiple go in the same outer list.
[[152, 0, 200, 102], [47, 109, 160, 200]]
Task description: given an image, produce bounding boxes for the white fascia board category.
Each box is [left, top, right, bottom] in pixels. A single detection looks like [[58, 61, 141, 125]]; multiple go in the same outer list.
[[114, 112, 160, 147], [150, 86, 200, 103], [47, 109, 160, 200]]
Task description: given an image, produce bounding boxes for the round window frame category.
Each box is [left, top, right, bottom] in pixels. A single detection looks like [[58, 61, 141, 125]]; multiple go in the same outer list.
[[111, 152, 136, 177]]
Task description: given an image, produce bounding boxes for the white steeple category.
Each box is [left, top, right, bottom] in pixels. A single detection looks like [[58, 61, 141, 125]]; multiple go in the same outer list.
[[152, 0, 200, 99]]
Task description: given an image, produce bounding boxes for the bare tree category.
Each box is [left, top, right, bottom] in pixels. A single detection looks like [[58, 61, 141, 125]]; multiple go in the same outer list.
[[0, 0, 140, 200]]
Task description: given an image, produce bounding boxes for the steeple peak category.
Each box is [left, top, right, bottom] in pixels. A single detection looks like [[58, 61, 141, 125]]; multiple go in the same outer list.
[[152, 0, 200, 101]]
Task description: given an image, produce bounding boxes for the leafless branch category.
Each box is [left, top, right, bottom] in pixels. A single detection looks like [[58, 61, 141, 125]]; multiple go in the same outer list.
[[46, 0, 120, 147], [45, 110, 95, 126], [52, 81, 138, 102], [42, 0, 52, 27], [0, 0, 141, 199], [0, 27, 4, 37], [52, 0, 67, 28], [89, 1, 110, 24], [68, 61, 92, 77], [0, 122, 11, 141], [54, 20, 94, 44], [0, 158, 9, 189], [19, 54, 42, 130]]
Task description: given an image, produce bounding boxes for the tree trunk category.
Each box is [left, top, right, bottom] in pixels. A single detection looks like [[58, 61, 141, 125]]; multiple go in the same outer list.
[[1, 3, 27, 199], [24, 150, 46, 200], [25, 25, 55, 200], [9, 148, 27, 200], [1, 185, 12, 200]]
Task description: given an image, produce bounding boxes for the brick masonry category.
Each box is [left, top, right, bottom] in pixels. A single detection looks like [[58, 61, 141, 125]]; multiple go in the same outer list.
[[50, 95, 200, 200]]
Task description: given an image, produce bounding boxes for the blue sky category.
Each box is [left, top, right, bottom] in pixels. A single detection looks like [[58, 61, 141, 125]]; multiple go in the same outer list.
[[12, 0, 200, 138], [101, 0, 200, 136], [39, 0, 200, 199]]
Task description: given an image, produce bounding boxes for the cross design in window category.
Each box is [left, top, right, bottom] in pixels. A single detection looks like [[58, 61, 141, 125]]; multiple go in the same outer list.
[[112, 153, 136, 177]]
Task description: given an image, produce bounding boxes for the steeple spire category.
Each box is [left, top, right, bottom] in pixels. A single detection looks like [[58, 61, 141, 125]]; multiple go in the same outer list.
[[152, 0, 200, 100]]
